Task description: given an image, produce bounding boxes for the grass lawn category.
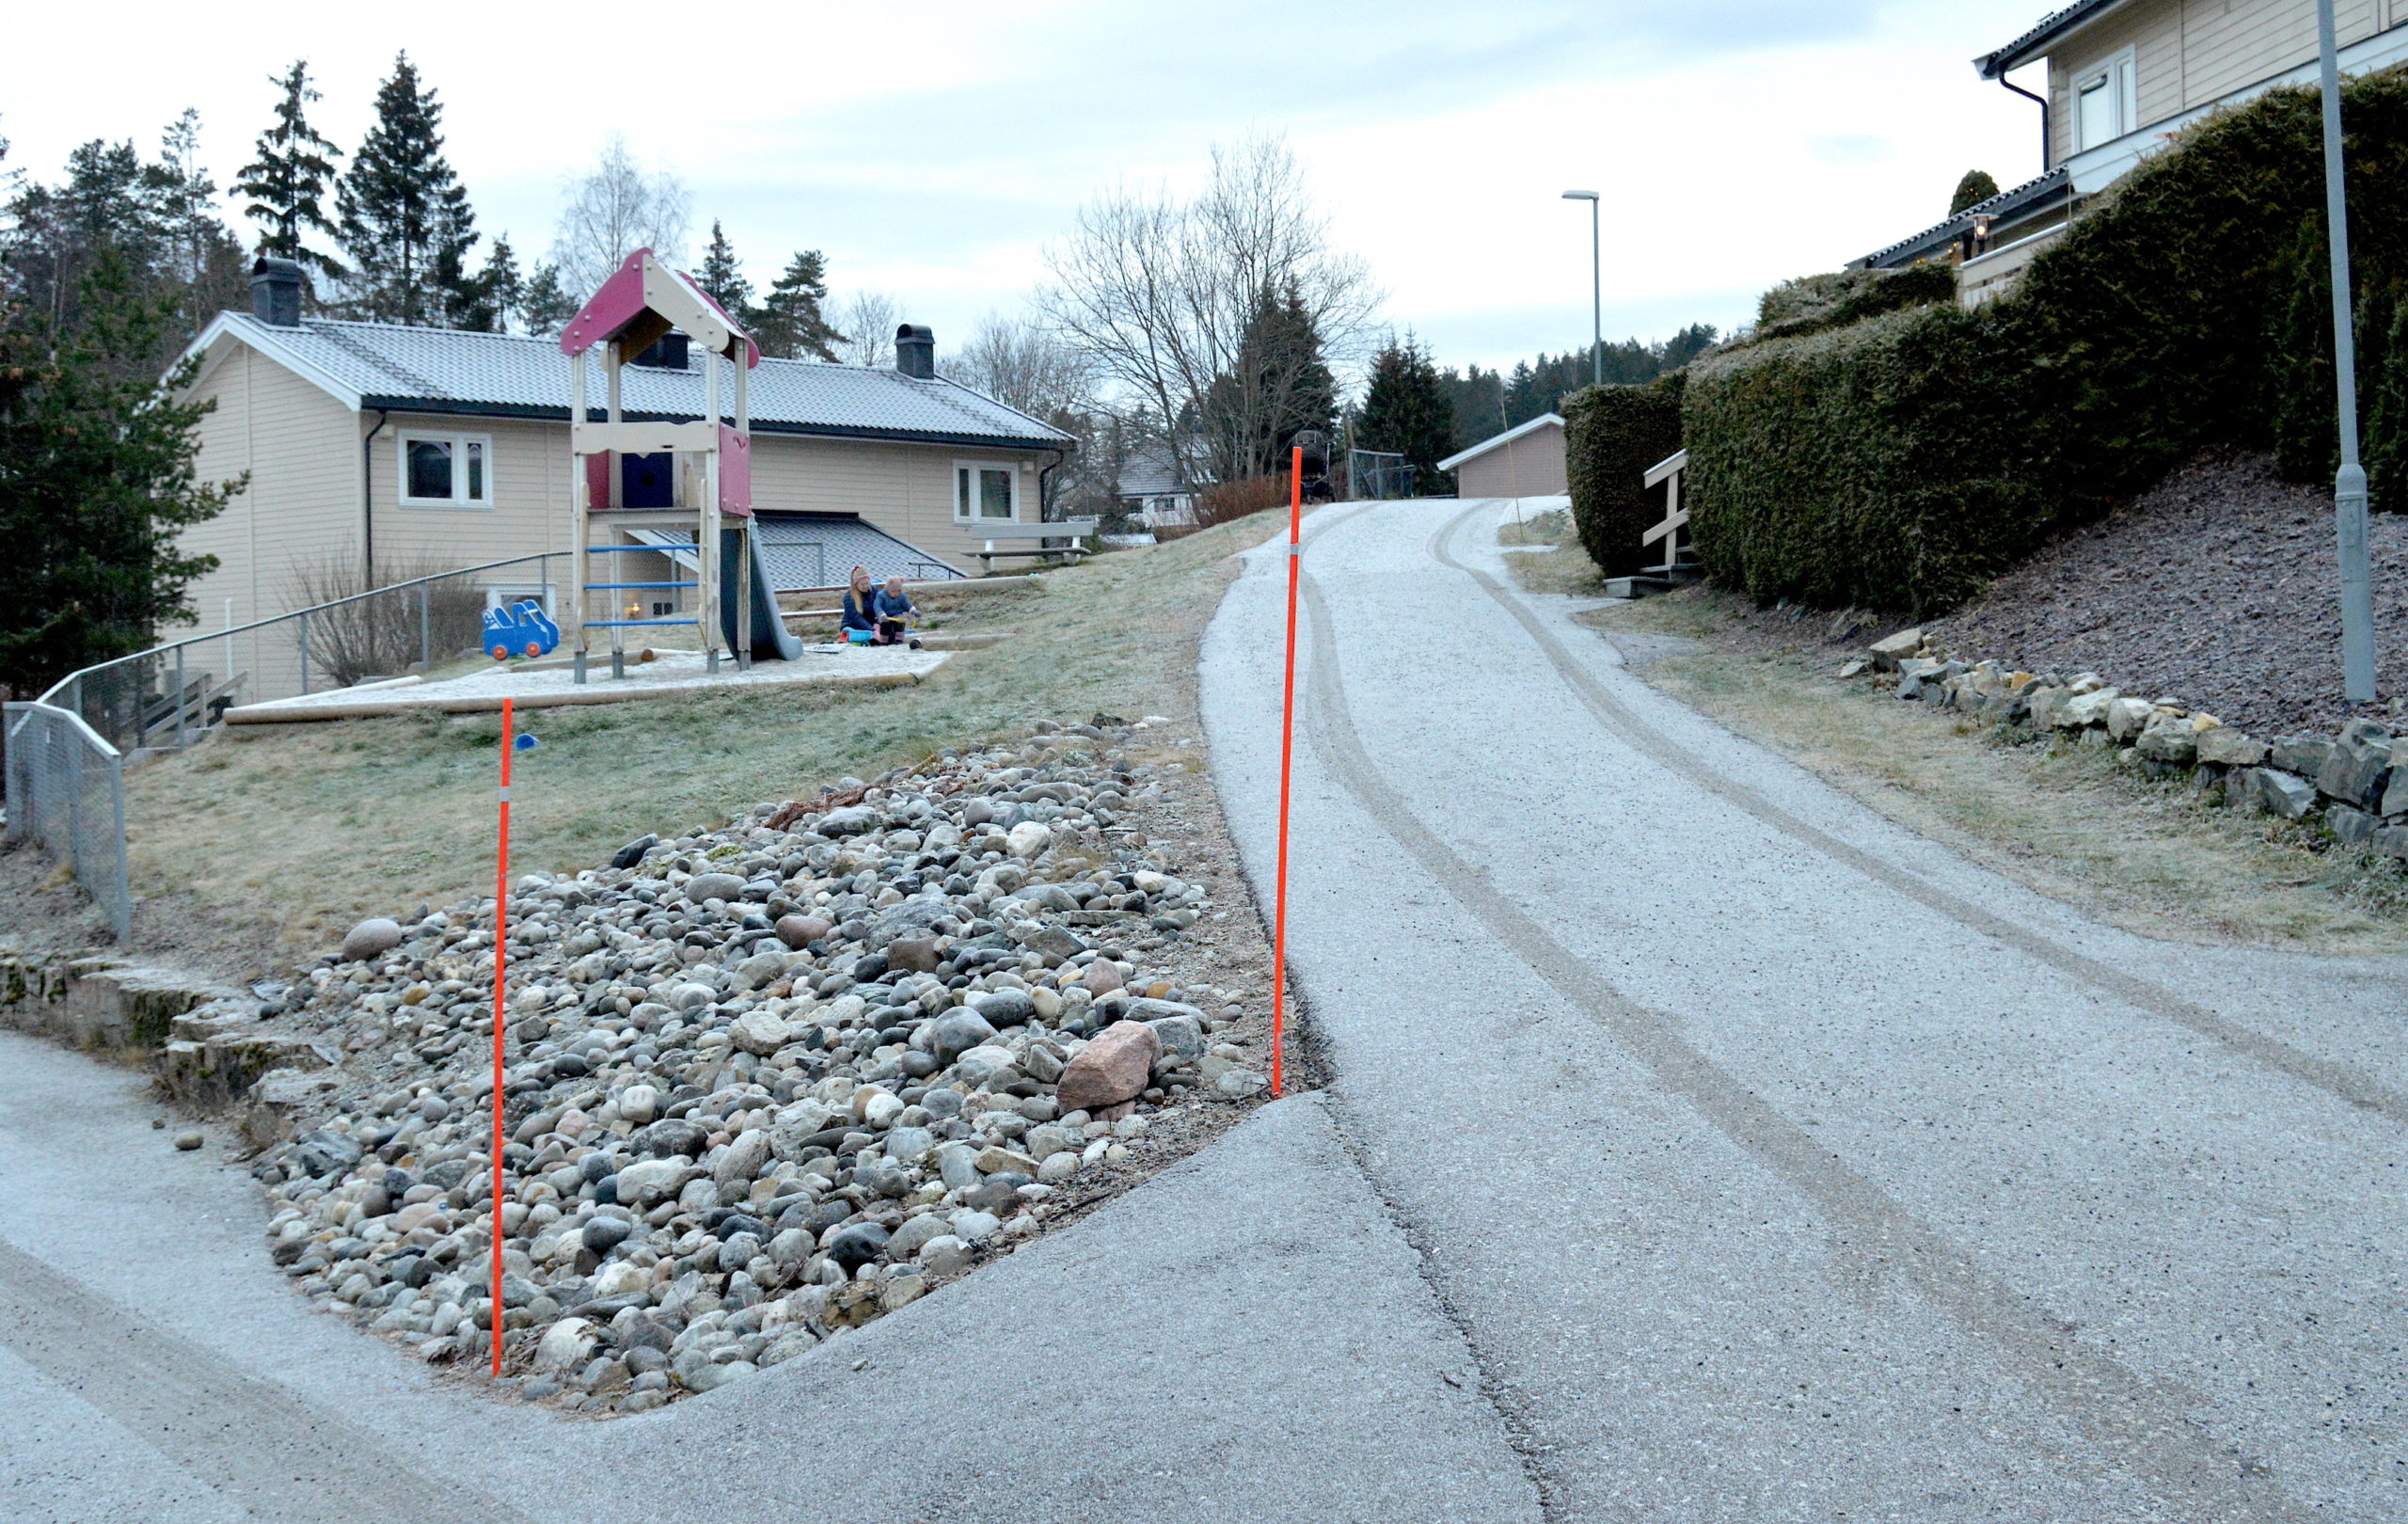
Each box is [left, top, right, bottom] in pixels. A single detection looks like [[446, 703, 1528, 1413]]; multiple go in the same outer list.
[[120, 514, 1279, 966], [1501, 516, 2408, 955]]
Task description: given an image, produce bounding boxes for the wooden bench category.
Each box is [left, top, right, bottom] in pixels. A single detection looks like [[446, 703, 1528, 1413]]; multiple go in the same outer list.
[[1603, 450, 1704, 599], [968, 518, 1101, 569]]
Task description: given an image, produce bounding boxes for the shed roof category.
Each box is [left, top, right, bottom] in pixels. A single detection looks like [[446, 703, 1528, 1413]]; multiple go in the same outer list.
[[1435, 412, 1563, 473], [185, 313, 1073, 451]]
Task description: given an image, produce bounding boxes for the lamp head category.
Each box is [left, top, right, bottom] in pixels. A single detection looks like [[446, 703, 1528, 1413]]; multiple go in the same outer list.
[[1561, 189, 1599, 201]]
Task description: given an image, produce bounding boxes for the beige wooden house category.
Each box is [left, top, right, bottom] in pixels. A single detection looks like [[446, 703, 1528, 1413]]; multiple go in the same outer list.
[[1858, 0, 2408, 296], [172, 276, 1072, 665]]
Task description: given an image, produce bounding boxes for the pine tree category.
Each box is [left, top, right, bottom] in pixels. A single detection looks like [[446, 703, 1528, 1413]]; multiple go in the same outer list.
[[0, 246, 243, 696], [1949, 169, 2002, 216], [452, 234, 521, 334], [519, 261, 578, 337], [694, 221, 752, 320], [1355, 335, 1455, 495], [233, 61, 343, 286], [753, 249, 842, 359], [337, 54, 478, 325]]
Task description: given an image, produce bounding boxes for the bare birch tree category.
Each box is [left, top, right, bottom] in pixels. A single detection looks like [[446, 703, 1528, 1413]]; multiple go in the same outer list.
[[836, 289, 899, 367], [942, 313, 1094, 420], [1039, 133, 1378, 484], [551, 134, 689, 294]]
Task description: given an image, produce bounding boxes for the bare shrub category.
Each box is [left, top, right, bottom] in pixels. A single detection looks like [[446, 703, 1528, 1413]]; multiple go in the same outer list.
[[281, 553, 493, 687], [1194, 476, 1290, 530]]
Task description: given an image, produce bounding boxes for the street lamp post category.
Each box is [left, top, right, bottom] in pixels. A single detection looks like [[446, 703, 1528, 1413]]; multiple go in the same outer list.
[[2317, 0, 2378, 703], [1563, 190, 1601, 387]]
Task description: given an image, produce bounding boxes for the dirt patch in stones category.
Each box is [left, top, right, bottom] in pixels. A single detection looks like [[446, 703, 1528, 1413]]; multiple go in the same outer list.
[[1925, 450, 2408, 738]]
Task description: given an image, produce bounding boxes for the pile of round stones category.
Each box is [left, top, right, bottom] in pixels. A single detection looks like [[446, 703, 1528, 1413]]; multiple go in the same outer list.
[[249, 717, 1268, 1412]]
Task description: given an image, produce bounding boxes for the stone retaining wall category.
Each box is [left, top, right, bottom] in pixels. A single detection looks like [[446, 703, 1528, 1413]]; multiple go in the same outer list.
[[0, 945, 334, 1140], [1864, 628, 2408, 860]]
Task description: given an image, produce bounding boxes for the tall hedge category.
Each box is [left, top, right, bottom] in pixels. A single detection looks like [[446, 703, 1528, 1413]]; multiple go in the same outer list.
[[1563, 373, 1684, 577], [1687, 70, 2408, 614]]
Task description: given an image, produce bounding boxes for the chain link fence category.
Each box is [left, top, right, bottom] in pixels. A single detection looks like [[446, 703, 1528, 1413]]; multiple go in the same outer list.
[[4, 702, 131, 941], [5, 551, 567, 939]]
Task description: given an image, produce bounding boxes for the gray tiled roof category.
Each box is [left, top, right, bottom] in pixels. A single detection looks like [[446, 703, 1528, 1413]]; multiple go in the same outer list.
[[632, 514, 965, 593], [216, 313, 1072, 450], [755, 512, 965, 590]]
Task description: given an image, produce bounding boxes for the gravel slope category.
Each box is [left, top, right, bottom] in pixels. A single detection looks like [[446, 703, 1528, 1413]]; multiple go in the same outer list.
[[1928, 450, 2408, 737]]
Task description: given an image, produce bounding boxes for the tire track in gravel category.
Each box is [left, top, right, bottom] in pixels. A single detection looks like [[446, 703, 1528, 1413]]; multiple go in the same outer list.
[[0, 1237, 527, 1524], [1428, 501, 2408, 1132], [1291, 553, 2305, 1522]]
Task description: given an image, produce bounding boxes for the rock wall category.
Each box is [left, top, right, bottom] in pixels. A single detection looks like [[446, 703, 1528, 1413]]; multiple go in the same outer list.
[[1864, 628, 2408, 860]]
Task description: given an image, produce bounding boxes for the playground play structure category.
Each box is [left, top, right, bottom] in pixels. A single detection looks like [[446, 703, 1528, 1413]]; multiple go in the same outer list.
[[558, 248, 806, 682]]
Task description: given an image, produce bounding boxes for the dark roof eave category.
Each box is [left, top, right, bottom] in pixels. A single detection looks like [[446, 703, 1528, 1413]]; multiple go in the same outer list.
[[356, 395, 1072, 452], [1850, 167, 2072, 270], [1975, 0, 2127, 79]]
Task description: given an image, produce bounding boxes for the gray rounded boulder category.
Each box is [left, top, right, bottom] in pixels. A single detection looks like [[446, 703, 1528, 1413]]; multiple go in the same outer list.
[[341, 918, 404, 962]]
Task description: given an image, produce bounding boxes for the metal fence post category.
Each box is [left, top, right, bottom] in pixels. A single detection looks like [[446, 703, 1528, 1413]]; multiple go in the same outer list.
[[421, 581, 432, 673], [106, 755, 131, 941], [299, 615, 311, 696], [174, 643, 188, 749]]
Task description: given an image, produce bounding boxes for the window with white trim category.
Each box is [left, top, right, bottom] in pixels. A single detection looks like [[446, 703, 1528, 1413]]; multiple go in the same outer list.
[[2072, 47, 2137, 152], [953, 460, 1020, 522], [398, 430, 494, 508]]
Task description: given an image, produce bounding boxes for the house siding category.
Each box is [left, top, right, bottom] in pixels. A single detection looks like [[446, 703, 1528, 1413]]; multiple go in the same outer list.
[[1451, 424, 1568, 500], [176, 341, 364, 705], [2048, 0, 2397, 165]]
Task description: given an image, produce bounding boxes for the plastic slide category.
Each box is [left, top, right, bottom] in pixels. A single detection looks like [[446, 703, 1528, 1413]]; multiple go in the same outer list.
[[718, 525, 806, 660]]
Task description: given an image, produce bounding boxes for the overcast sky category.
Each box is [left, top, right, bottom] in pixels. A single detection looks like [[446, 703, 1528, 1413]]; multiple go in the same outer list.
[[7, 0, 2055, 374]]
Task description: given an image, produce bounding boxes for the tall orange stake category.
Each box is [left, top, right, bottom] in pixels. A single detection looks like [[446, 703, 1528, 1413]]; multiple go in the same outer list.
[[490, 697, 514, 1376], [1271, 447, 1303, 1098]]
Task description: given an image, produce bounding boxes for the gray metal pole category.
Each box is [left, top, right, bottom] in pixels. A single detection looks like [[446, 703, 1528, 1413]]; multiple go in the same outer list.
[[2319, 0, 2379, 703], [174, 644, 187, 750], [420, 581, 431, 674], [1590, 198, 1603, 388]]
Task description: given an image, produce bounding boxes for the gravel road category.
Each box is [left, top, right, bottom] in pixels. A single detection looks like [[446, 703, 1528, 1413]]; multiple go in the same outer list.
[[10, 495, 2408, 1521], [1200, 498, 2408, 1521]]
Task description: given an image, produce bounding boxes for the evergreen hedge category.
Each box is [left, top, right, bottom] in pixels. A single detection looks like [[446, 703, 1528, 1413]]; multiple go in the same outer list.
[[1686, 70, 2408, 615], [1562, 373, 1684, 578]]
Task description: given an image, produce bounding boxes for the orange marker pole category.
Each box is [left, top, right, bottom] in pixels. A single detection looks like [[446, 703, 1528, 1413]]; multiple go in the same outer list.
[[490, 697, 514, 1377], [1271, 447, 1303, 1098]]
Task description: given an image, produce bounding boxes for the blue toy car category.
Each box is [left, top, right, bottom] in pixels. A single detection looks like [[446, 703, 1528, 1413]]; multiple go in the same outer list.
[[483, 599, 562, 661]]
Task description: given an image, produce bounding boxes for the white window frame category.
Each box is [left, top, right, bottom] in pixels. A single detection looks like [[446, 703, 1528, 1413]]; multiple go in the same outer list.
[[397, 429, 495, 509], [2072, 47, 2138, 153], [952, 459, 1022, 523]]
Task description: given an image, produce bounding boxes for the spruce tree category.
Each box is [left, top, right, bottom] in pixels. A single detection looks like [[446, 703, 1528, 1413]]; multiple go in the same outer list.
[[1355, 335, 1455, 495], [233, 61, 344, 285], [338, 54, 478, 325], [694, 221, 752, 319], [753, 250, 842, 359]]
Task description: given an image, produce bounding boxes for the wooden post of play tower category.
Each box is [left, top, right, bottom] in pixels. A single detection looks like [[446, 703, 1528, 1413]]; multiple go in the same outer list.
[[556, 249, 760, 683]]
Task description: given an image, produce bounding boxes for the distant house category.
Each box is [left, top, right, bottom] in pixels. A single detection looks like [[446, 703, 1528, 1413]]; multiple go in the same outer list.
[[173, 264, 1075, 649], [1436, 414, 1567, 500], [1858, 0, 2408, 301], [1117, 441, 1197, 527]]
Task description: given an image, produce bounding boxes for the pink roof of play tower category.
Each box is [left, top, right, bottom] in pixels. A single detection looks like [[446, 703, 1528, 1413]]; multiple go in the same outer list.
[[558, 247, 760, 367]]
